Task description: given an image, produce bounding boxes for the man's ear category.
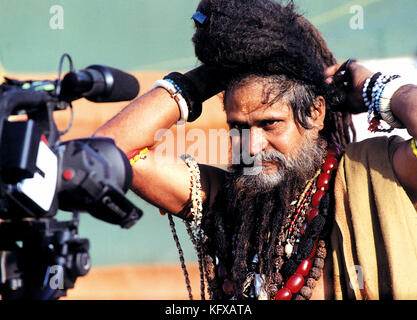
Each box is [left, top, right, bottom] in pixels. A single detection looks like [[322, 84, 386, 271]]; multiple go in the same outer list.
[[310, 96, 326, 131]]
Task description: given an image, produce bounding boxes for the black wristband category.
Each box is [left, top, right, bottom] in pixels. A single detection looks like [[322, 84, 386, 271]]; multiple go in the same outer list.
[[163, 72, 203, 122]]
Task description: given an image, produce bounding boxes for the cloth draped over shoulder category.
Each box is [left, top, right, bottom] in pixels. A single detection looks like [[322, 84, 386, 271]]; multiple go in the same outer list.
[[331, 135, 417, 299]]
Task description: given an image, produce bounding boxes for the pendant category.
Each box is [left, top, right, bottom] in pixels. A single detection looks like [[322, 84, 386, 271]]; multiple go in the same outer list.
[[285, 243, 293, 258]]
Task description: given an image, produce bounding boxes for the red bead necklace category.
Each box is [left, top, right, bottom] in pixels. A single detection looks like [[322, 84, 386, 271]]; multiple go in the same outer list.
[[274, 143, 340, 300]]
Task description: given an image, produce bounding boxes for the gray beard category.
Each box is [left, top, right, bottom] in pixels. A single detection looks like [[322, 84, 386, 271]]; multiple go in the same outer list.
[[228, 133, 327, 195], [219, 134, 327, 298]]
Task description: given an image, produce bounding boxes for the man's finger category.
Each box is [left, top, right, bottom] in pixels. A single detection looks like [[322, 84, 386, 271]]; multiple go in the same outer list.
[[324, 64, 341, 77], [325, 77, 334, 84]]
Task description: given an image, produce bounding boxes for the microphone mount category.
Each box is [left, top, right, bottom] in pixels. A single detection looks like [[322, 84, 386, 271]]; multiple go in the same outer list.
[[59, 64, 139, 103]]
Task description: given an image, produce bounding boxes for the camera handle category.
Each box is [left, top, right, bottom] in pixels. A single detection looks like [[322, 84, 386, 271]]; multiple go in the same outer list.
[[0, 87, 63, 147]]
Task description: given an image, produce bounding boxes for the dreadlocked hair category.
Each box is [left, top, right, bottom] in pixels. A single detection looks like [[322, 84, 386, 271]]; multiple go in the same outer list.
[[192, 0, 356, 148], [186, 0, 356, 299]]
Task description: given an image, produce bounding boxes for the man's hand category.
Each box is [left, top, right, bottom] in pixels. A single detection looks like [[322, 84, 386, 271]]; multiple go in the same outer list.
[[184, 64, 233, 102], [324, 60, 374, 114], [326, 61, 417, 206]]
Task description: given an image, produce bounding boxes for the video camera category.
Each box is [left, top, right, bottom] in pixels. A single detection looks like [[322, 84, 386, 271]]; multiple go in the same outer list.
[[0, 54, 143, 300]]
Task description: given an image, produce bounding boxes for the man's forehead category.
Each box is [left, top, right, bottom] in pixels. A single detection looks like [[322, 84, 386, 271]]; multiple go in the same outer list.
[[226, 98, 291, 122], [226, 79, 290, 109]]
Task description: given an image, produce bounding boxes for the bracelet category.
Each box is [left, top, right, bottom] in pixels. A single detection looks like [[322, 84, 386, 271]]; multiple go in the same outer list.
[[164, 72, 203, 122], [153, 79, 189, 124], [362, 77, 371, 107], [371, 74, 390, 111], [180, 154, 204, 241], [411, 139, 417, 158], [379, 77, 414, 129], [363, 72, 381, 108], [365, 73, 401, 133]]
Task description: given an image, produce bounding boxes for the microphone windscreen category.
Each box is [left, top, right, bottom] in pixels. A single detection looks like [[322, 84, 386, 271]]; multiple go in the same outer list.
[[86, 65, 140, 103]]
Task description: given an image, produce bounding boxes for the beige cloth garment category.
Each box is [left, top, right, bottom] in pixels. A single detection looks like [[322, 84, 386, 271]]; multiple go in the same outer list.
[[331, 136, 417, 300], [331, 135, 417, 299]]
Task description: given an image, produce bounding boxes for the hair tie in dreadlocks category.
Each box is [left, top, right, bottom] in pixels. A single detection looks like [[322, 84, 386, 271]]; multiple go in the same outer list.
[[192, 11, 208, 25]]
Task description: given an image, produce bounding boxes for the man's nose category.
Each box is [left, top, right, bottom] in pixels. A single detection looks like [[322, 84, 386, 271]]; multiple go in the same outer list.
[[249, 127, 267, 156]]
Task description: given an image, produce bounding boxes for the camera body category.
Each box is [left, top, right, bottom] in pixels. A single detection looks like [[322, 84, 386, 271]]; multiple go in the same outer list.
[[0, 58, 142, 300]]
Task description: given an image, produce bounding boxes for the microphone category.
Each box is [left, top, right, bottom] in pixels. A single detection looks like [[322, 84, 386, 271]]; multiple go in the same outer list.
[[59, 65, 140, 103]]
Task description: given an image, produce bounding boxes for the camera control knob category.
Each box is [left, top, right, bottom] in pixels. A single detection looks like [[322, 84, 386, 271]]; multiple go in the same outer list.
[[75, 252, 91, 276]]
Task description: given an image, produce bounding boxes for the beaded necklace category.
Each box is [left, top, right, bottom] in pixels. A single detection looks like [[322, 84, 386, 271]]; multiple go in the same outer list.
[[274, 143, 340, 300], [241, 143, 341, 300], [281, 170, 320, 260]]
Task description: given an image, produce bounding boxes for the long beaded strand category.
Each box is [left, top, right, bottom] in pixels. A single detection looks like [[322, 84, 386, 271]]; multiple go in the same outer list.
[[273, 143, 340, 300]]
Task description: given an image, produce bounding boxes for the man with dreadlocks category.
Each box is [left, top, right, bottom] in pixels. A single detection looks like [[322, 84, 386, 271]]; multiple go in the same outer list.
[[95, 0, 417, 300]]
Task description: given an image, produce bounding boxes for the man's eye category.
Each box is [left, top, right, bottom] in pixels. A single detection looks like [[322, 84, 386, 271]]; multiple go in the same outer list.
[[263, 120, 280, 129], [230, 124, 248, 131]]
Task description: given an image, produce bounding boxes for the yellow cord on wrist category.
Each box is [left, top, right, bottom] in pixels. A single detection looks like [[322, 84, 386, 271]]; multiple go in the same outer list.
[[411, 139, 417, 158], [130, 147, 149, 166]]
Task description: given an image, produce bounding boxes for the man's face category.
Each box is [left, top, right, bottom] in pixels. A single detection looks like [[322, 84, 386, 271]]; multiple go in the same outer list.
[[225, 78, 325, 190]]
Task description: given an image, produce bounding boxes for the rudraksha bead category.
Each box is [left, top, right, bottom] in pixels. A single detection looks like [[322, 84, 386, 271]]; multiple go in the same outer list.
[[222, 279, 234, 295], [273, 272, 283, 285], [316, 247, 327, 259], [306, 277, 316, 289], [267, 283, 278, 297], [309, 267, 322, 280], [274, 256, 284, 269], [275, 245, 284, 257], [300, 286, 313, 299], [318, 240, 326, 248], [313, 257, 325, 269]]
